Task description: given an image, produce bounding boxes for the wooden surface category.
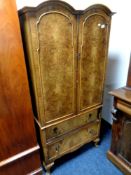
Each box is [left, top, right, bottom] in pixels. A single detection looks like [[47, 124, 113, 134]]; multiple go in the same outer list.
[[78, 9, 111, 111], [45, 108, 99, 140], [19, 0, 112, 170], [108, 88, 131, 173], [107, 151, 131, 175], [109, 88, 131, 103], [0, 0, 42, 174]]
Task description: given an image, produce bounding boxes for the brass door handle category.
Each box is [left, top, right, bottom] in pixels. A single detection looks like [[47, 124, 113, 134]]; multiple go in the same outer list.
[[98, 23, 107, 29], [111, 109, 117, 121], [111, 109, 117, 116], [112, 116, 117, 121]]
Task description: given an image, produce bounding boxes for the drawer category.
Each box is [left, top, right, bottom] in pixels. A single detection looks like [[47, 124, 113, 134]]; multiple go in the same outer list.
[[45, 109, 99, 140], [47, 121, 100, 160], [116, 99, 131, 115]]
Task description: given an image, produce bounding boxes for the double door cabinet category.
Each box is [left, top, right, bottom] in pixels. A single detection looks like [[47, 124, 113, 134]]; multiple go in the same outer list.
[[19, 0, 112, 170]]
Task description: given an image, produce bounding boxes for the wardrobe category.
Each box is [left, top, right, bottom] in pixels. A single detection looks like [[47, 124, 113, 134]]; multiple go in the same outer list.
[[19, 0, 113, 171]]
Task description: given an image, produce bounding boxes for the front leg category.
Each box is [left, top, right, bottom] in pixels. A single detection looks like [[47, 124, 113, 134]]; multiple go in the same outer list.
[[94, 138, 100, 147]]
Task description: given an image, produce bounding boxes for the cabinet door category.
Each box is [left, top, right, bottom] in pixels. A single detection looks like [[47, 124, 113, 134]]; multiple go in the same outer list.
[[78, 7, 111, 112], [24, 4, 77, 125], [119, 119, 131, 163]]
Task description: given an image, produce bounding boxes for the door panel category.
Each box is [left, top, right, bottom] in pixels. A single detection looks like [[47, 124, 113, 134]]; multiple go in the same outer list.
[[78, 11, 111, 111], [36, 11, 77, 123], [119, 119, 131, 163]]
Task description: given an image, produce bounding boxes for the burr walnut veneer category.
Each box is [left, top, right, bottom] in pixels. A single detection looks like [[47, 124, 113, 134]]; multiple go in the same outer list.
[[19, 0, 113, 171], [0, 0, 42, 174]]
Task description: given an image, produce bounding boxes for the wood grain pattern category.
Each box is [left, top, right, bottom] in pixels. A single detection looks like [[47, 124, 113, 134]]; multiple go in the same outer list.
[[47, 121, 99, 160], [0, 0, 42, 174], [107, 151, 131, 175], [19, 0, 112, 171], [19, 3, 77, 126], [78, 10, 111, 111], [119, 119, 131, 163], [108, 86, 131, 174], [45, 109, 99, 140], [0, 151, 42, 175], [38, 12, 77, 123], [110, 88, 131, 103]]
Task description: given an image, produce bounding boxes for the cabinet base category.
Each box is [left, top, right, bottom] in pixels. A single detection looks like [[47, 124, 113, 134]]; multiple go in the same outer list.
[[107, 151, 131, 175]]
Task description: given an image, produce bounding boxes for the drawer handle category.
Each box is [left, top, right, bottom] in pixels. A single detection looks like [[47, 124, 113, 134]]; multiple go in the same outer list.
[[89, 129, 97, 136], [87, 113, 93, 122], [89, 113, 92, 118], [112, 116, 117, 121], [111, 109, 117, 121], [111, 109, 117, 116], [55, 144, 60, 153], [88, 113, 92, 120], [53, 127, 59, 135]]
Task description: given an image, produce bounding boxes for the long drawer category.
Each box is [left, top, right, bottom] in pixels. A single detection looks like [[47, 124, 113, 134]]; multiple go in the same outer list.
[[45, 109, 99, 140], [47, 121, 100, 160]]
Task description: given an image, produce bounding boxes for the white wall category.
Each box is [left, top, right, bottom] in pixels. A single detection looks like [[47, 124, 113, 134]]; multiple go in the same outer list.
[[16, 0, 131, 124]]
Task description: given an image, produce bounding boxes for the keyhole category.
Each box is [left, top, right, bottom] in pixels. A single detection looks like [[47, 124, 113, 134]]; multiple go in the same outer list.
[[53, 127, 58, 134]]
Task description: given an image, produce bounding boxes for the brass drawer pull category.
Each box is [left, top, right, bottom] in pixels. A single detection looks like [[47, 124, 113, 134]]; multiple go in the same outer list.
[[111, 109, 117, 121], [89, 129, 97, 136], [53, 127, 60, 135], [112, 116, 117, 121], [111, 109, 117, 116], [89, 113, 92, 118], [55, 144, 60, 153], [87, 113, 92, 122]]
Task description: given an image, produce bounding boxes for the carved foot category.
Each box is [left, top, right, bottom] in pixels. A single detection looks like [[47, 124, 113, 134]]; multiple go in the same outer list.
[[43, 161, 54, 174], [94, 138, 100, 147], [46, 170, 51, 175]]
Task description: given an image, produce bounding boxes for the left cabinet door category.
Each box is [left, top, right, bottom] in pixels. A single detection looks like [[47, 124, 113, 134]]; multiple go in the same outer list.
[[20, 3, 78, 125], [0, 0, 42, 174]]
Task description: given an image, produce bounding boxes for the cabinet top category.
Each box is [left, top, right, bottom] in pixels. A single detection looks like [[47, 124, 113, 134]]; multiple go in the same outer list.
[[19, 0, 113, 16], [109, 87, 131, 103]]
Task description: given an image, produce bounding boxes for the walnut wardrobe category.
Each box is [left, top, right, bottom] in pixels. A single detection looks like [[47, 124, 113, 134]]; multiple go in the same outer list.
[[19, 0, 113, 171]]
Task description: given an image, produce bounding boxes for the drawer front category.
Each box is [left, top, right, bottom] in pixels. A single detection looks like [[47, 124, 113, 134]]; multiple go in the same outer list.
[[48, 122, 100, 160], [46, 109, 99, 140], [116, 99, 131, 115]]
